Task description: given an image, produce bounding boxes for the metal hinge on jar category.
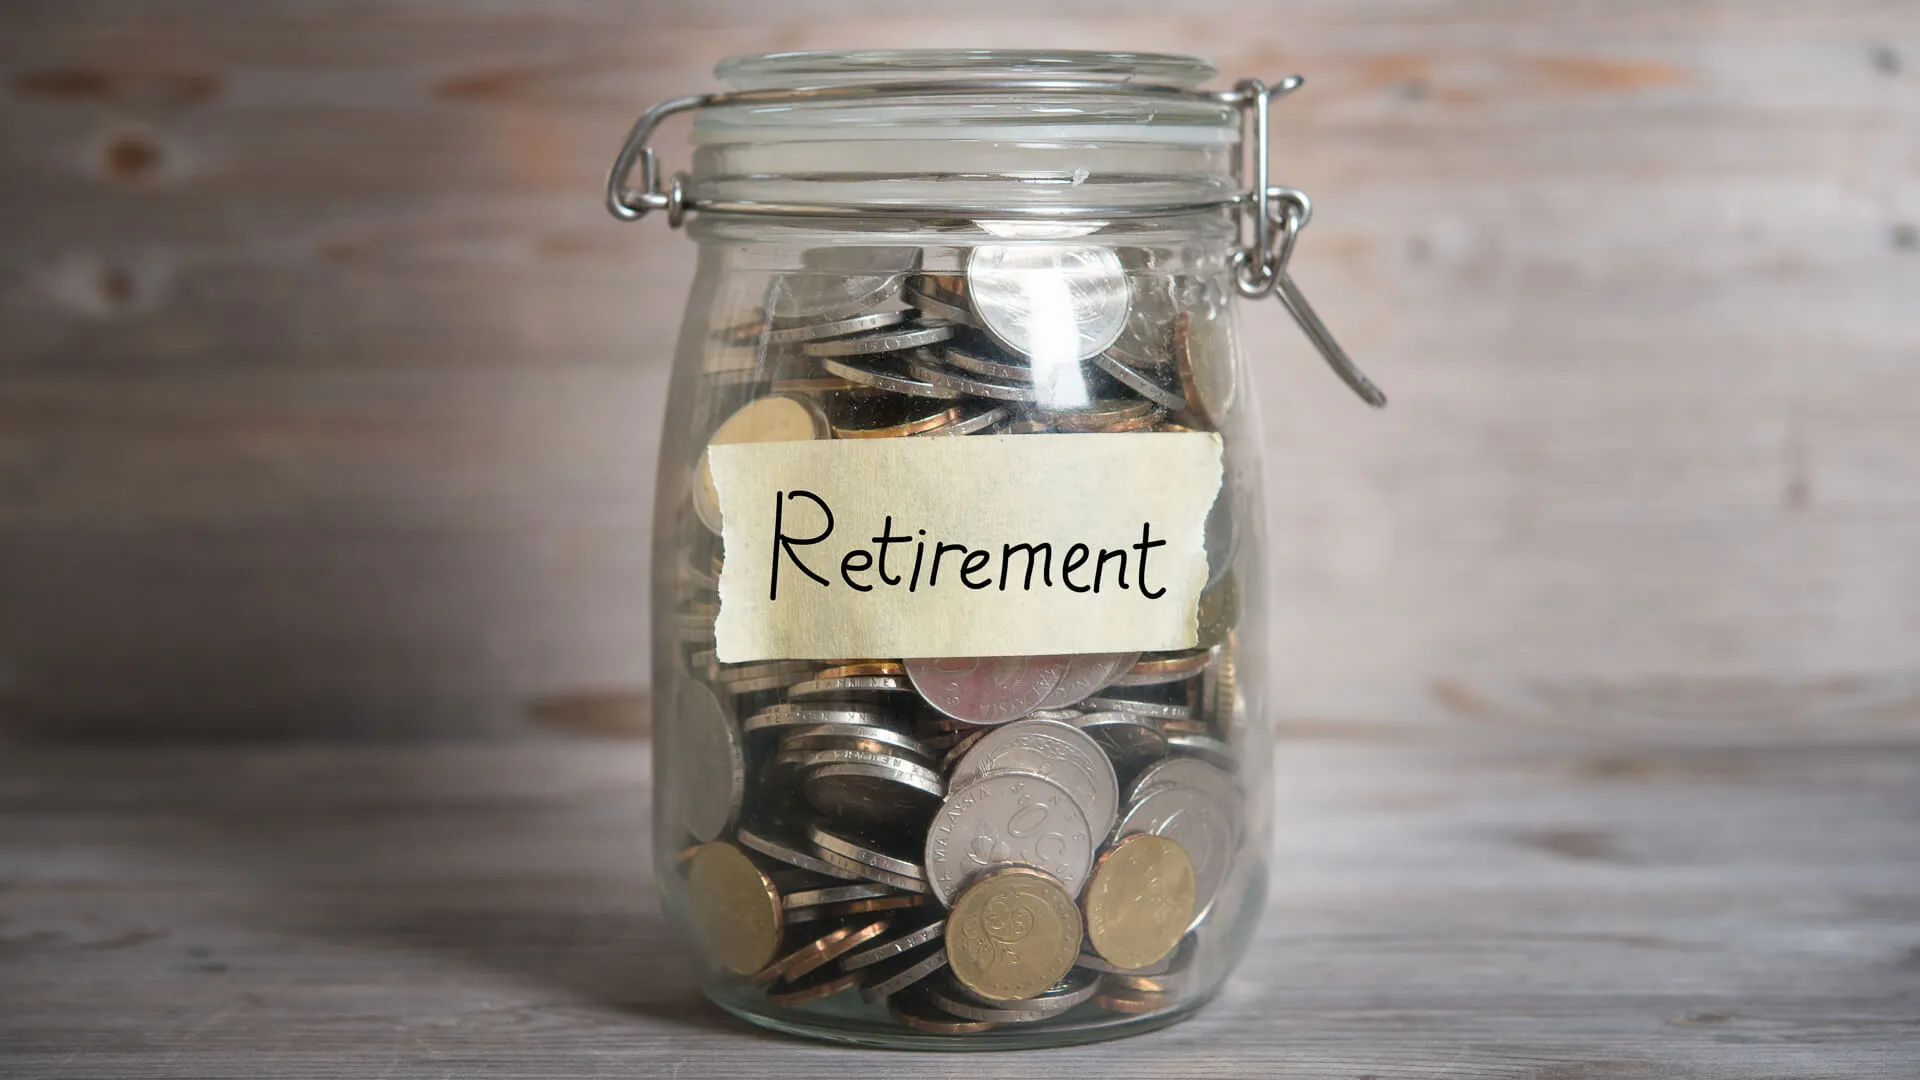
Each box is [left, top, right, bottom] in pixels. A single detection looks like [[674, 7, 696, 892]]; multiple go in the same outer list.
[[605, 75, 1386, 407]]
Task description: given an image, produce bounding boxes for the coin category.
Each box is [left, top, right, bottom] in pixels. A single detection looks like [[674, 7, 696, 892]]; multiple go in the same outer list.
[[967, 245, 1131, 363], [1175, 307, 1236, 429], [857, 944, 951, 1002], [783, 882, 898, 909], [922, 405, 1010, 437], [743, 703, 893, 738], [1040, 399, 1157, 433], [675, 682, 743, 843], [905, 655, 1070, 725], [938, 334, 1034, 383], [802, 319, 956, 357], [753, 919, 891, 986], [1034, 652, 1136, 710], [839, 916, 945, 972], [1084, 694, 1195, 722], [944, 866, 1083, 1002], [693, 394, 830, 534], [829, 399, 965, 439], [1167, 730, 1237, 772], [1128, 757, 1239, 808], [947, 719, 1119, 839], [1111, 648, 1212, 687], [785, 893, 930, 924], [903, 273, 979, 325], [764, 308, 907, 344], [1091, 349, 1188, 412], [736, 824, 862, 881], [908, 358, 1040, 403], [927, 968, 1099, 1021], [1093, 989, 1170, 1015], [778, 723, 930, 759], [1116, 784, 1237, 931], [818, 354, 963, 399], [765, 967, 865, 1006], [685, 841, 783, 975], [802, 757, 945, 830], [807, 822, 929, 891], [888, 989, 998, 1033], [925, 771, 1094, 904], [817, 661, 905, 679], [1081, 834, 1196, 971], [767, 246, 920, 322], [785, 675, 915, 700]]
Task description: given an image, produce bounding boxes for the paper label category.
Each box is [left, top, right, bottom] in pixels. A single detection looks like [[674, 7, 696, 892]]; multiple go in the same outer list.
[[710, 432, 1224, 662]]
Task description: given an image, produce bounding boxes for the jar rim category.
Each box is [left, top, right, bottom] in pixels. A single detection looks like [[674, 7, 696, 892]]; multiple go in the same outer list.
[[714, 49, 1218, 91]]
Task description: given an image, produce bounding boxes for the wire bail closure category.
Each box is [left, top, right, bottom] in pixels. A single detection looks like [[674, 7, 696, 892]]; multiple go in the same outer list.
[[605, 75, 1385, 407]]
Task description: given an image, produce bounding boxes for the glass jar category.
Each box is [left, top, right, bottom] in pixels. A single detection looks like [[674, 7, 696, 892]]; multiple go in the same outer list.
[[610, 49, 1383, 1049]]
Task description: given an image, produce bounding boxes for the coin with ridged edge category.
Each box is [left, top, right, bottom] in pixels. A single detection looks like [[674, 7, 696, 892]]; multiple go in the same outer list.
[[947, 718, 1119, 840], [685, 842, 783, 975], [925, 770, 1093, 904], [1082, 834, 1196, 971], [944, 865, 1082, 1002]]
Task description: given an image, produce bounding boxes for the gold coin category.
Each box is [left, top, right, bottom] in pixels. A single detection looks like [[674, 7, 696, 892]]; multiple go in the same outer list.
[[1175, 308, 1236, 430], [888, 992, 998, 1034], [1095, 989, 1171, 1015], [692, 394, 829, 534], [833, 404, 964, 439], [945, 866, 1081, 1003], [685, 842, 783, 976], [1082, 834, 1196, 972], [764, 968, 864, 1006], [817, 661, 907, 680], [752, 919, 889, 986]]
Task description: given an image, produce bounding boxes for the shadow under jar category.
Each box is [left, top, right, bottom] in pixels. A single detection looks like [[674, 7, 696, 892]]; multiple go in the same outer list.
[[610, 49, 1384, 1050]]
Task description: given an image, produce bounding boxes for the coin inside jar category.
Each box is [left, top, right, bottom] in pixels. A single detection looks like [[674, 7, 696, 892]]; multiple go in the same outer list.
[[925, 770, 1094, 904], [1081, 834, 1197, 971], [693, 394, 830, 534], [946, 718, 1119, 839], [685, 841, 783, 975], [1175, 307, 1237, 429], [674, 681, 743, 844], [944, 865, 1083, 1003], [966, 245, 1131, 364], [904, 655, 1071, 725]]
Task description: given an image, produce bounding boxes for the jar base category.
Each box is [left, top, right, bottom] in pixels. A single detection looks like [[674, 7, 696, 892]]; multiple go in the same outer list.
[[706, 981, 1214, 1051]]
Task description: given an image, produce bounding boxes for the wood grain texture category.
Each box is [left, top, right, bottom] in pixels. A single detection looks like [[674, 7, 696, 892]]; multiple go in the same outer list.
[[2, 724, 1917, 1077], [2, 1, 1919, 735]]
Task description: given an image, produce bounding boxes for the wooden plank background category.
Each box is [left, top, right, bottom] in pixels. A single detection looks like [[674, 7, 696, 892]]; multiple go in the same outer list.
[[2, 1, 1918, 739]]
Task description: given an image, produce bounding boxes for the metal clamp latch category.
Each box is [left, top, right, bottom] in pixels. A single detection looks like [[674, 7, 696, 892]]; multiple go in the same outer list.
[[605, 75, 1385, 407]]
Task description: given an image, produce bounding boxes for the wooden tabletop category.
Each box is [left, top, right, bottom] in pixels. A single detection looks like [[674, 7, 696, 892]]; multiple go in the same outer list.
[[4, 726, 1916, 1078]]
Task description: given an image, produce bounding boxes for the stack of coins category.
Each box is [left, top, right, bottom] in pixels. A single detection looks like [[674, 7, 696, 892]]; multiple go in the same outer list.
[[671, 243, 1250, 1033]]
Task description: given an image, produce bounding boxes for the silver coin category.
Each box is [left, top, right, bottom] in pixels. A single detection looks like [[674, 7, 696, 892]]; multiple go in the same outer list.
[[948, 719, 1119, 840], [767, 246, 921, 322], [779, 723, 930, 760], [1073, 711, 1169, 778], [904, 275, 980, 327], [1128, 757, 1239, 808], [939, 337, 1033, 383], [924, 770, 1094, 904], [819, 354, 963, 399], [921, 405, 1010, 437], [802, 759, 946, 829], [859, 945, 950, 1002], [802, 319, 956, 357], [1167, 730, 1238, 773], [937, 729, 988, 775], [1091, 350, 1188, 412], [808, 822, 926, 881], [1116, 783, 1238, 929], [744, 703, 893, 737], [1084, 695, 1195, 722], [905, 655, 1071, 726], [966, 245, 1131, 363], [736, 825, 862, 881], [927, 968, 1099, 1021], [908, 358, 1039, 403], [675, 681, 742, 843], [763, 307, 907, 344], [1025, 708, 1084, 723], [809, 845, 931, 894], [840, 918, 946, 972], [1034, 652, 1137, 710], [784, 882, 899, 909], [1038, 399, 1158, 433], [785, 675, 915, 700]]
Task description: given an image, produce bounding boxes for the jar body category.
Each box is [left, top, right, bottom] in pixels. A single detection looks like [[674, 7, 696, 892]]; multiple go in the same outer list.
[[649, 211, 1272, 1048]]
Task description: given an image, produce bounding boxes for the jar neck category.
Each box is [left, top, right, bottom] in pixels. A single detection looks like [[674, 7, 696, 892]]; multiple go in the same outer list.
[[686, 51, 1243, 219]]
